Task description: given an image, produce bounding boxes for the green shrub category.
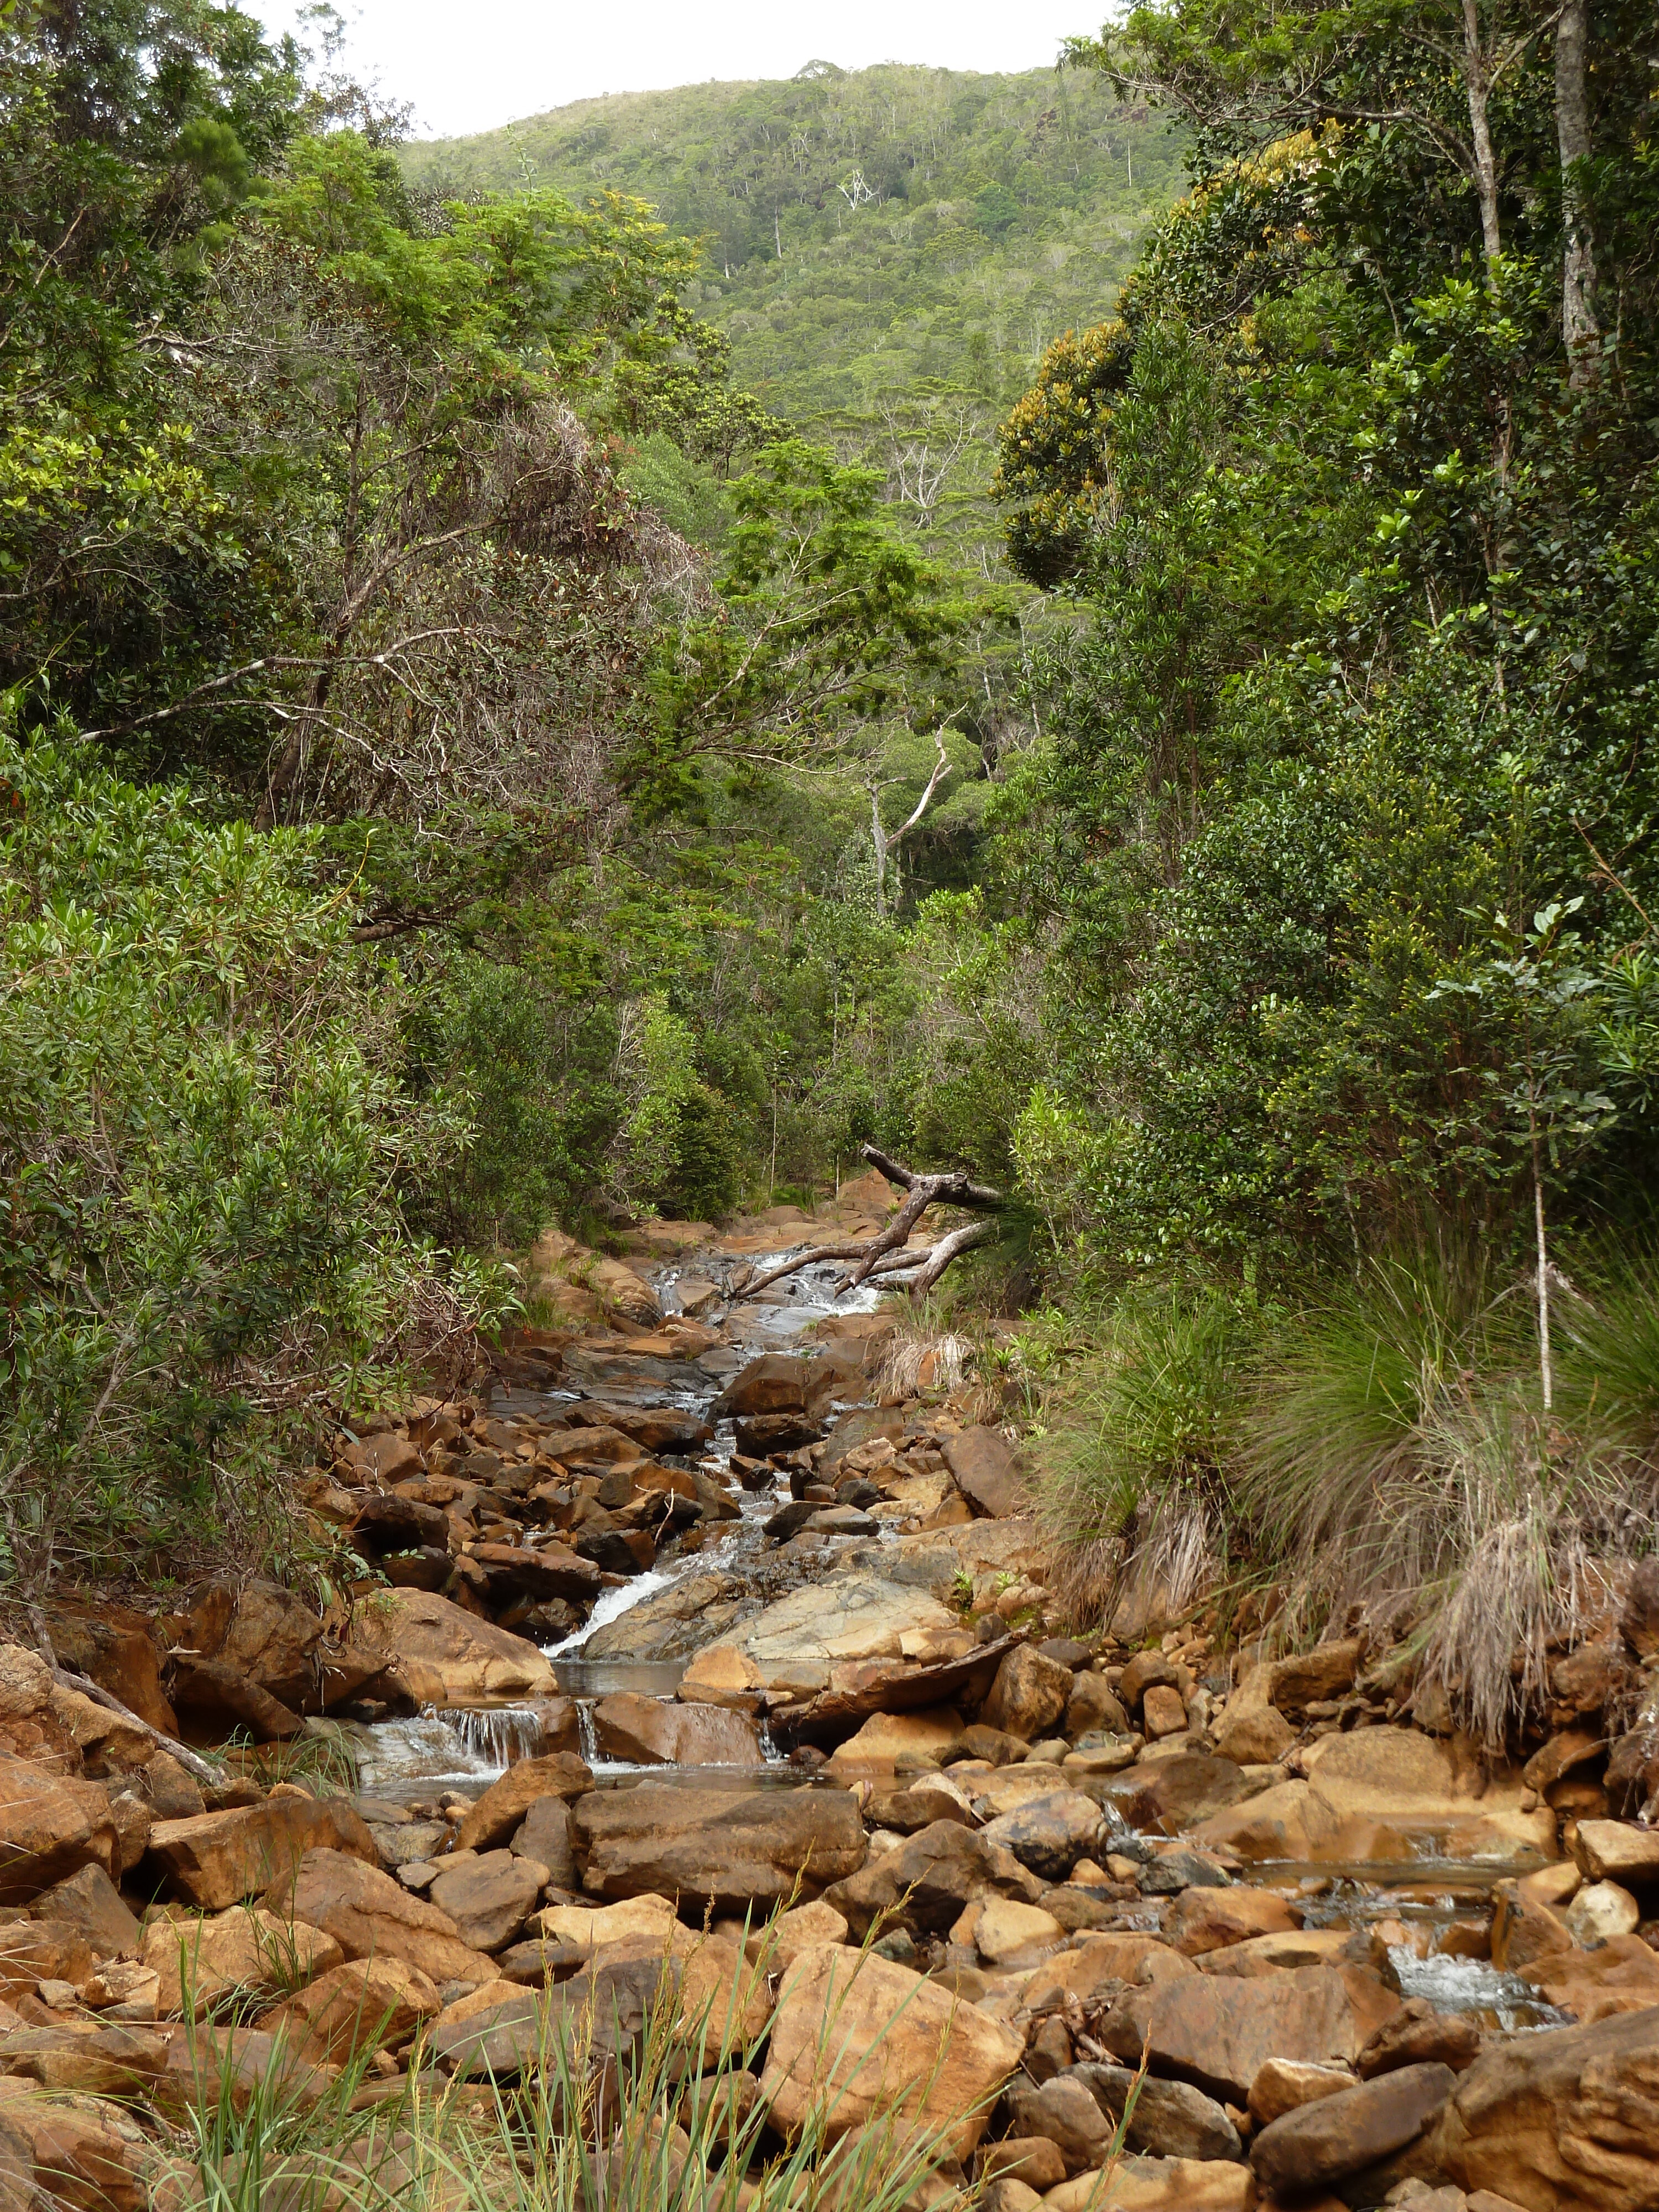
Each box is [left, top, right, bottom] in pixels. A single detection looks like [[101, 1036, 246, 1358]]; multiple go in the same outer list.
[[0, 731, 505, 1599]]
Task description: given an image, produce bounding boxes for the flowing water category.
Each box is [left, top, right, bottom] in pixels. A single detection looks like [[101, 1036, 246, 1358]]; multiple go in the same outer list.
[[358, 1240, 888, 1798], [353, 1239, 1564, 2028]]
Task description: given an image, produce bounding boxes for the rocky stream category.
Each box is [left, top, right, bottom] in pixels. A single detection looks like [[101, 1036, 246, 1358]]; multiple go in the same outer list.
[[3, 1172, 1658, 2210]]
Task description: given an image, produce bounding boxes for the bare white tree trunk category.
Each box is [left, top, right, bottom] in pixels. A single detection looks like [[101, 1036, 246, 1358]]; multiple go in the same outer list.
[[1460, 0, 1504, 267], [868, 733, 953, 917]]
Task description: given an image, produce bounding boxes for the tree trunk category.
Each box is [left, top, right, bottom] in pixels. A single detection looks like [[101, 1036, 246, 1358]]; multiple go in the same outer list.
[[1460, 0, 1503, 268], [869, 789, 890, 919], [1554, 0, 1600, 380]]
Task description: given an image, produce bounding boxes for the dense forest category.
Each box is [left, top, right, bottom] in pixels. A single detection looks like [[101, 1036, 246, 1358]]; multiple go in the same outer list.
[[403, 65, 1184, 573], [4, 0, 1659, 1729]]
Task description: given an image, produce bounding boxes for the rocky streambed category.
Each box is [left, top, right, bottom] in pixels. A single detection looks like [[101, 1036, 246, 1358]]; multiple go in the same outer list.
[[3, 1178, 1659, 2210]]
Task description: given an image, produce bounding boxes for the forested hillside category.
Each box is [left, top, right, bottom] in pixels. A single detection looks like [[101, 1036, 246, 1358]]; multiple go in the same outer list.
[[401, 65, 1183, 570]]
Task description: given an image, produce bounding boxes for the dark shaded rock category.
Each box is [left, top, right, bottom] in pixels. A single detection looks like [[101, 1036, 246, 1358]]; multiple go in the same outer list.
[[734, 1413, 825, 1456], [1251, 2062, 1455, 2195], [171, 1658, 304, 1742], [835, 1478, 882, 1509], [471, 1543, 602, 1603], [979, 1790, 1103, 1882], [180, 1577, 323, 1712], [823, 1819, 1040, 1938], [1073, 2060, 1241, 2161], [764, 1501, 820, 1544], [1138, 1846, 1233, 1895], [1039, 1640, 1091, 1670], [382, 1547, 454, 1592], [574, 1529, 649, 1578], [426, 1848, 545, 1953], [352, 1494, 450, 1554]]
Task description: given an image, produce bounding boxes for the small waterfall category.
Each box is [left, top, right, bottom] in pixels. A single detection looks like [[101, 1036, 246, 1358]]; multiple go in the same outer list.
[[544, 1566, 675, 1657], [576, 1699, 598, 1766], [756, 1709, 780, 1762], [438, 1703, 550, 1770]]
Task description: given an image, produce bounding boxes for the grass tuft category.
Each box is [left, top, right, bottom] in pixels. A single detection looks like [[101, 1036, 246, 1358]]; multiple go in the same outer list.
[[1032, 1238, 1659, 1745]]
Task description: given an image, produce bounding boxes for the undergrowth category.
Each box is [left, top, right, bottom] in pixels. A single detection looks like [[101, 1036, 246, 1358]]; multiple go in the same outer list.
[[153, 1907, 1029, 2212], [1027, 1239, 1659, 1744]]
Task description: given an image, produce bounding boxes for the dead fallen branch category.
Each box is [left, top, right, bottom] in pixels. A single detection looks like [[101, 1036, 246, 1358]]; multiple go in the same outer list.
[[734, 1144, 1004, 1303]]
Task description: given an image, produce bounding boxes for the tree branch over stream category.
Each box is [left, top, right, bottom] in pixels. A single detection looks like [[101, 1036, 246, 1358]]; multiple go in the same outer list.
[[731, 1142, 1004, 1302]]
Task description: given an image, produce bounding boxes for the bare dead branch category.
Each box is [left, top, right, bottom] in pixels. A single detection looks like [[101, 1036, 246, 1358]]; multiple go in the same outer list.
[[732, 1142, 1005, 1303]]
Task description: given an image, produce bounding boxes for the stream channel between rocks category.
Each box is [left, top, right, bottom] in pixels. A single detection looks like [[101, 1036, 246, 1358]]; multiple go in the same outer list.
[[343, 1235, 1564, 2037], [351, 1246, 883, 1798]]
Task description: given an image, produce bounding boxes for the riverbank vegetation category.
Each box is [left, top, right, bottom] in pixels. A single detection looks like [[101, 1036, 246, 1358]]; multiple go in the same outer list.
[[4, 0, 1659, 1731]]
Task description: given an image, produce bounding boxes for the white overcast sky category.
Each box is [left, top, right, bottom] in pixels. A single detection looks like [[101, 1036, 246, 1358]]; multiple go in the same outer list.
[[255, 2, 1108, 142]]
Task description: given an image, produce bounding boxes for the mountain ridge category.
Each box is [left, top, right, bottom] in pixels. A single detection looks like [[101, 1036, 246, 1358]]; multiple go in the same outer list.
[[399, 62, 1183, 441]]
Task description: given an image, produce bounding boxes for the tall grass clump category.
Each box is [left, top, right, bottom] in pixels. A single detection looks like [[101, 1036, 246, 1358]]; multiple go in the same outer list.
[[1030, 1283, 1261, 1626], [163, 1913, 985, 2212], [1030, 1238, 1659, 1745]]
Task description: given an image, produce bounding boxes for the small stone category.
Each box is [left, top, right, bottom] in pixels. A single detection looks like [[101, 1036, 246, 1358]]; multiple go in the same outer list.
[[1562, 1878, 1640, 1947], [1142, 1684, 1188, 1739]]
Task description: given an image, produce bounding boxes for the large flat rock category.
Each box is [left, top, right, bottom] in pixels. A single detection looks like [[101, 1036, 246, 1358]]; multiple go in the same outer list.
[[349, 1589, 556, 1705], [679, 1573, 961, 1698], [571, 1780, 865, 1908]]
